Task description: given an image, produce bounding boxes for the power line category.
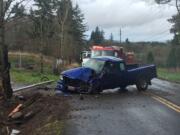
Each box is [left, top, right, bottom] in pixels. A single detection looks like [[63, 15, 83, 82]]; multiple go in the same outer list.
[[143, 28, 171, 41]]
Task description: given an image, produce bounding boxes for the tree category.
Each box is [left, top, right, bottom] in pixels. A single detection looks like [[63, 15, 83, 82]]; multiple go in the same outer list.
[[167, 47, 177, 68], [171, 34, 180, 45], [90, 31, 95, 42], [51, 0, 86, 66], [125, 38, 130, 45], [155, 0, 180, 14], [110, 33, 113, 43], [29, 0, 56, 73], [56, 0, 71, 60], [167, 14, 180, 45], [176, 47, 180, 67], [155, 0, 180, 68], [147, 51, 154, 64], [90, 26, 104, 45], [0, 0, 26, 99], [71, 4, 86, 61]]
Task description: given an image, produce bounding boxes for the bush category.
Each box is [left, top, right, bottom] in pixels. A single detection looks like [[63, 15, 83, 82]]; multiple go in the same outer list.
[[146, 51, 154, 64], [166, 46, 180, 68]]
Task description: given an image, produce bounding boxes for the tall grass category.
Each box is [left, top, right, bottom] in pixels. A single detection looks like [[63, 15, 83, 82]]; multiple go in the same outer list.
[[158, 68, 180, 83]]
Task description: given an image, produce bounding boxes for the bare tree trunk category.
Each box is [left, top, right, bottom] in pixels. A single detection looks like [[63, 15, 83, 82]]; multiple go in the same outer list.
[[176, 0, 180, 15], [0, 0, 13, 99], [57, 1, 70, 72], [40, 18, 44, 74], [40, 52, 44, 73]]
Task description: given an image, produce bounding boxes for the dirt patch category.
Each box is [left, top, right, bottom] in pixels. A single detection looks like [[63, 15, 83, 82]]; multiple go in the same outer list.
[[0, 91, 70, 135]]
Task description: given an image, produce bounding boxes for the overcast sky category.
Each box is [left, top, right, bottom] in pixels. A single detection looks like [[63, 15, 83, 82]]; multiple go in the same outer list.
[[74, 0, 176, 42]]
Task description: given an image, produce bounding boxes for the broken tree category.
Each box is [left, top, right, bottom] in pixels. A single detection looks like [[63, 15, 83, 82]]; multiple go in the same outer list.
[[0, 0, 13, 99], [0, 0, 26, 99]]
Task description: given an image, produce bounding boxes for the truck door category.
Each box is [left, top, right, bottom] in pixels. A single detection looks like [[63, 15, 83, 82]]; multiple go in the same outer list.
[[100, 62, 121, 89]]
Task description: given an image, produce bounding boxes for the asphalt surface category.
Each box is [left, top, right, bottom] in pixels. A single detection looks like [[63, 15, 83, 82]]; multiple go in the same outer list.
[[64, 79, 180, 135]]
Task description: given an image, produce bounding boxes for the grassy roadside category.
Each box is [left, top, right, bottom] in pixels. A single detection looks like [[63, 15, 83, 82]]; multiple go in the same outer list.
[[158, 68, 180, 83], [11, 69, 59, 84]]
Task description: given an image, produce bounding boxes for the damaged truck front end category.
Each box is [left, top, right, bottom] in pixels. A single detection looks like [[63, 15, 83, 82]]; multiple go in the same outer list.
[[55, 67, 96, 93], [56, 58, 105, 94]]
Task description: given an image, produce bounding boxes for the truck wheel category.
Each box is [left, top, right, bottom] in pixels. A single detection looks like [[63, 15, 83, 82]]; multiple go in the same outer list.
[[88, 81, 101, 94], [136, 77, 148, 91]]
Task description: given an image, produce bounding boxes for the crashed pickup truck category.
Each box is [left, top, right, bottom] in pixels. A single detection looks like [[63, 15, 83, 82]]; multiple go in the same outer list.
[[56, 56, 157, 93]]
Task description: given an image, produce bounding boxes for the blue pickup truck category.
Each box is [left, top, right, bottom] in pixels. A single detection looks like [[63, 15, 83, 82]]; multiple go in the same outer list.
[[56, 56, 157, 93]]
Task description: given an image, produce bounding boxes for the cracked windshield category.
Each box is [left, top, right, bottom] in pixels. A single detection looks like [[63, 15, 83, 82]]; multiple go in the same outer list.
[[0, 0, 180, 135]]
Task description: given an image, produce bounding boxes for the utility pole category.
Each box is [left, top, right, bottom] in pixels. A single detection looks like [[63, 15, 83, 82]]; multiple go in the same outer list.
[[120, 28, 122, 44]]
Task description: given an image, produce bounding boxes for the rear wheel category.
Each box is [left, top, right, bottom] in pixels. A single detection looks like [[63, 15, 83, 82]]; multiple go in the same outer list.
[[136, 77, 148, 91]]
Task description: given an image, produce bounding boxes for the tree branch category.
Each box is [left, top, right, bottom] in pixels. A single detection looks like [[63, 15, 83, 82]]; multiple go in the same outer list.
[[5, 0, 26, 21], [176, 0, 180, 15]]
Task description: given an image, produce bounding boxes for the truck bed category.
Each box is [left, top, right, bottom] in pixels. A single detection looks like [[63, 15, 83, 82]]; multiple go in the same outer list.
[[126, 64, 157, 84]]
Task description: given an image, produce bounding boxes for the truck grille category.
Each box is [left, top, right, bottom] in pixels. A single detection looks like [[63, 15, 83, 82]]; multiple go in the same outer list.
[[63, 77, 81, 87]]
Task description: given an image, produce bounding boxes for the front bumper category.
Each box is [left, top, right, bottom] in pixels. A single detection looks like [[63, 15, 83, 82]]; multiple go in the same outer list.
[[55, 77, 87, 93]]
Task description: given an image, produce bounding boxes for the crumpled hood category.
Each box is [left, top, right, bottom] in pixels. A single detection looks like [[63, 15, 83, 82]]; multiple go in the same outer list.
[[61, 67, 94, 82]]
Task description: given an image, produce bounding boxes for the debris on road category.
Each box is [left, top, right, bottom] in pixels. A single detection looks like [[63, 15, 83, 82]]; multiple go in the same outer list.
[[0, 89, 70, 135], [10, 129, 20, 135], [15, 95, 26, 101], [8, 104, 23, 118], [10, 112, 23, 120]]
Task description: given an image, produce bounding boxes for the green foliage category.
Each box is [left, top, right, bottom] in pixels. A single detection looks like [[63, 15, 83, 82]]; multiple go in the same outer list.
[[55, 0, 86, 61], [90, 26, 104, 45], [26, 0, 86, 62], [176, 47, 180, 67], [167, 47, 177, 68], [158, 68, 180, 83], [147, 51, 154, 64], [29, 0, 55, 40], [171, 34, 180, 45], [110, 33, 113, 42], [125, 38, 130, 45], [11, 69, 59, 84], [168, 14, 180, 45]]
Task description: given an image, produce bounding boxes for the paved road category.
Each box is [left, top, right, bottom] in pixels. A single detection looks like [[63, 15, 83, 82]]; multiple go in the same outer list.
[[64, 79, 180, 135]]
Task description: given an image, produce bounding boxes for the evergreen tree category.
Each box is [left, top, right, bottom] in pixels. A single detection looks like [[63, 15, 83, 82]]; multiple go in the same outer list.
[[147, 51, 154, 64], [71, 4, 86, 61], [110, 33, 113, 43], [167, 47, 177, 68], [125, 38, 130, 45], [168, 14, 180, 45], [172, 34, 180, 45], [54, 0, 86, 63], [90, 26, 104, 45], [29, 0, 56, 73], [90, 31, 95, 41]]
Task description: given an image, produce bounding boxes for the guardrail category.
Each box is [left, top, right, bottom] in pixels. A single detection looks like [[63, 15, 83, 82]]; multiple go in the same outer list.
[[14, 80, 54, 92]]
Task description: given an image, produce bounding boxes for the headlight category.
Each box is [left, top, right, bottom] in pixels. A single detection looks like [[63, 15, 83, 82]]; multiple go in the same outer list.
[[60, 75, 63, 80]]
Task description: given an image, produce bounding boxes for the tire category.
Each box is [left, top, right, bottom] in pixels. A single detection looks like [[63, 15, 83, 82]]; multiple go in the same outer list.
[[88, 81, 101, 94], [136, 77, 148, 91]]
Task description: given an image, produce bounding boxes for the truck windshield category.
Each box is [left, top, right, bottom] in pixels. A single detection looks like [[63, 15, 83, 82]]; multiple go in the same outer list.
[[83, 59, 105, 73], [92, 50, 115, 57], [102, 50, 114, 56]]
